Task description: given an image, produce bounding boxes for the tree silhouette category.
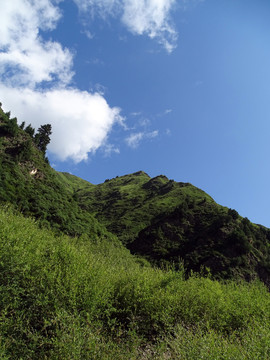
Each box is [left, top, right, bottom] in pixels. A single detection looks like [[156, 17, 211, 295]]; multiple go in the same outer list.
[[35, 124, 52, 154]]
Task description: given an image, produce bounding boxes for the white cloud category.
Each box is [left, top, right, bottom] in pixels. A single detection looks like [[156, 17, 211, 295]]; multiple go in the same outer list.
[[0, 85, 122, 162], [0, 0, 123, 162], [164, 108, 172, 114], [0, 0, 171, 162], [130, 111, 142, 117], [83, 29, 95, 39], [125, 132, 144, 148], [125, 130, 158, 148], [73, 0, 177, 52], [102, 144, 120, 157], [139, 118, 151, 127], [148, 130, 159, 138], [121, 0, 177, 52], [0, 0, 73, 87], [157, 108, 173, 117]]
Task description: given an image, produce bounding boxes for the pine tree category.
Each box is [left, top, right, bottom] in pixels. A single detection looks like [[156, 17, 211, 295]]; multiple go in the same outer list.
[[35, 124, 52, 154]]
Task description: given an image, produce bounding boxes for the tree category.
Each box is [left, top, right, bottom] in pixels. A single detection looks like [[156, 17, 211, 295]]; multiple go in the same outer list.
[[228, 208, 239, 220], [1, 117, 18, 137], [18, 140, 33, 161], [25, 124, 35, 138], [35, 124, 52, 154], [20, 121, 25, 130]]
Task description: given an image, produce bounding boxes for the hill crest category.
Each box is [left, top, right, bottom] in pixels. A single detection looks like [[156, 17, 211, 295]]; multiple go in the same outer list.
[[1, 102, 270, 286]]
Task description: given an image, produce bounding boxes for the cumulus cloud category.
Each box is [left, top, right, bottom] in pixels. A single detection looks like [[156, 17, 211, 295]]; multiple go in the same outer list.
[[0, 0, 174, 161], [125, 130, 158, 148], [0, 0, 73, 87], [73, 0, 177, 52], [0, 0, 123, 162], [122, 0, 177, 52], [0, 85, 122, 162]]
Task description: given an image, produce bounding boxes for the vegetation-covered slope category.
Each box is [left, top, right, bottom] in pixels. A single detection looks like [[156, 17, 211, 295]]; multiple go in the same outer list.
[[1, 102, 270, 358], [0, 205, 270, 359], [130, 201, 270, 282], [70, 171, 270, 285], [73, 171, 214, 243], [1, 102, 270, 286], [0, 106, 111, 239]]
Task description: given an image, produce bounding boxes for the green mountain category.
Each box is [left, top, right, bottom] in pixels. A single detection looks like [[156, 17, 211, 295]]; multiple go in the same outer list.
[[1, 103, 270, 359], [1, 103, 270, 286], [0, 106, 113, 241], [68, 171, 270, 284], [1, 205, 270, 359]]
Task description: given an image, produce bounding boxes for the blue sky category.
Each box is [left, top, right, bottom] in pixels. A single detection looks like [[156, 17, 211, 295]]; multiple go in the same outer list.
[[1, 0, 270, 227]]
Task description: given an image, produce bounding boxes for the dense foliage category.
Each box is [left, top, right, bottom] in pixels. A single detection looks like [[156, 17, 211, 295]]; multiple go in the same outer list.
[[1, 103, 270, 358], [1, 103, 270, 285], [0, 106, 111, 239], [130, 198, 270, 284], [0, 206, 269, 359], [73, 171, 270, 285]]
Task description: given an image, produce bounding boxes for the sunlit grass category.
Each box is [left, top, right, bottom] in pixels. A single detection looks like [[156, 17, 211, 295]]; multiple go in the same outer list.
[[0, 205, 269, 358]]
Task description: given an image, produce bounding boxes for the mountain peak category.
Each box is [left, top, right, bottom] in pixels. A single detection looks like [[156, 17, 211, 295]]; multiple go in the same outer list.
[[1, 103, 270, 286]]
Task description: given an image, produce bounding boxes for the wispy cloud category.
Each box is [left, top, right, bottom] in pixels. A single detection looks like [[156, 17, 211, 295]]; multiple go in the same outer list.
[[139, 118, 151, 127], [0, 0, 123, 162], [125, 132, 144, 148], [73, 0, 178, 52], [102, 144, 120, 157], [125, 130, 158, 148], [164, 109, 172, 115], [83, 29, 95, 39], [130, 111, 142, 117], [157, 108, 173, 117]]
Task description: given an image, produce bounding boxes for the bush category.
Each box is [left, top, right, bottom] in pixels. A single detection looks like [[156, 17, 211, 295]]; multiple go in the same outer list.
[[1, 117, 18, 136], [0, 206, 269, 358]]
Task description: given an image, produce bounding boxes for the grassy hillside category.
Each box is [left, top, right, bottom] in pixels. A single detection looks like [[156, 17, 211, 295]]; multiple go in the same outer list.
[[68, 172, 270, 285], [1, 102, 270, 358], [0, 106, 110, 239], [72, 171, 214, 244], [129, 198, 270, 283], [1, 102, 270, 286], [0, 205, 270, 359]]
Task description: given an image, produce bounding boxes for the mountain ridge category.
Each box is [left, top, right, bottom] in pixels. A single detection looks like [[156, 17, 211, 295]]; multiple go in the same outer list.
[[1, 103, 270, 286]]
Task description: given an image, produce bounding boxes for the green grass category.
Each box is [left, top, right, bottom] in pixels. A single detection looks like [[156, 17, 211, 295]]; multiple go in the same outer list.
[[56, 172, 93, 193], [0, 205, 269, 359], [1, 105, 270, 358], [2, 107, 270, 284], [75, 171, 216, 244]]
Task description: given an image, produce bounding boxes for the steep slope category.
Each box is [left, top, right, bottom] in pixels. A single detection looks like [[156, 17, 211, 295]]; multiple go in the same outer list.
[[1, 205, 270, 359], [1, 102, 270, 285], [0, 105, 112, 239], [129, 201, 270, 282], [73, 171, 215, 244], [70, 172, 270, 284]]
